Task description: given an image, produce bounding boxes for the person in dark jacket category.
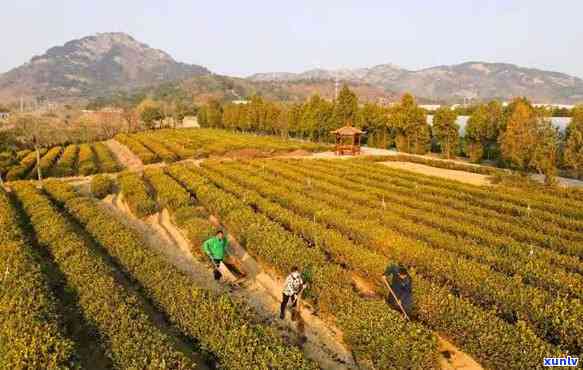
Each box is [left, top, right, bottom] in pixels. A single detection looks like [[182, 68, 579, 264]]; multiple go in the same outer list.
[[382, 264, 413, 316]]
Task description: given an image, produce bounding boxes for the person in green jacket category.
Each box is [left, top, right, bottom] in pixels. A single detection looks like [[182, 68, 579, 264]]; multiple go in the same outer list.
[[202, 230, 229, 280]]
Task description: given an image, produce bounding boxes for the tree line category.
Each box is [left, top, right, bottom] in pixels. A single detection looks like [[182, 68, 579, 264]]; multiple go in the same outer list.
[[197, 85, 583, 183]]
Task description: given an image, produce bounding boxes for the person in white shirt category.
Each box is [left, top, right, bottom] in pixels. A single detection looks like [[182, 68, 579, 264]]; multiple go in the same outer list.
[[280, 266, 306, 320]]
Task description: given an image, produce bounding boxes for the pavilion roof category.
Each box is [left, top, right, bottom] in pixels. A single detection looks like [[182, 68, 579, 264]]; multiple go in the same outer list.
[[331, 125, 363, 135]]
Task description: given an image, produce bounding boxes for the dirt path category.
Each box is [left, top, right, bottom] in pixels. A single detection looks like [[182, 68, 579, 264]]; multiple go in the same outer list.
[[380, 161, 491, 186], [101, 194, 356, 370], [105, 139, 144, 172]]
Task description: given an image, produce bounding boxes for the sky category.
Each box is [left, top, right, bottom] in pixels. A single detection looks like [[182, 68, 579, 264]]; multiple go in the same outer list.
[[2, 1, 583, 78]]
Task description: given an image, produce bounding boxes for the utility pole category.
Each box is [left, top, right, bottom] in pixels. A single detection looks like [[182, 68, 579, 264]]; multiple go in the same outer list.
[[334, 76, 340, 100]]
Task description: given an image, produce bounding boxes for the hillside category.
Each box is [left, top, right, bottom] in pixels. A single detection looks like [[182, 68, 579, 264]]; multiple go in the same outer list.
[[250, 62, 583, 103], [0, 32, 210, 101]]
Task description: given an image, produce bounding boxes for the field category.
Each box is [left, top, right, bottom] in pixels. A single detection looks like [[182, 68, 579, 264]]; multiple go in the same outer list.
[[115, 128, 331, 164], [0, 142, 122, 180], [1, 129, 582, 369]]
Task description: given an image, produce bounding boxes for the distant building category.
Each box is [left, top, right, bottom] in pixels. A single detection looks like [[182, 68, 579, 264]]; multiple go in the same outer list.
[[232, 100, 249, 105], [419, 104, 442, 111], [182, 116, 199, 128], [0, 112, 10, 120]]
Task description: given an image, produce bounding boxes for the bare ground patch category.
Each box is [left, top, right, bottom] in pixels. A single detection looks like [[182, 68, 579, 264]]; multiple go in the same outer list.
[[105, 139, 144, 172], [381, 161, 491, 186]]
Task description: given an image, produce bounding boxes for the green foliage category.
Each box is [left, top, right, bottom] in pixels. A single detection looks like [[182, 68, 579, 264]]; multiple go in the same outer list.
[[0, 188, 79, 368], [5, 149, 47, 181], [499, 99, 559, 182], [43, 181, 318, 370], [389, 93, 430, 154], [91, 174, 116, 199], [167, 164, 439, 369], [12, 183, 198, 369], [77, 144, 97, 176], [50, 145, 79, 177], [332, 84, 359, 127], [143, 168, 192, 210], [359, 102, 389, 148], [117, 172, 158, 217], [199, 159, 565, 369], [29, 146, 63, 180], [115, 134, 158, 164], [563, 105, 583, 178], [140, 105, 163, 129], [432, 107, 459, 158], [93, 143, 121, 173]]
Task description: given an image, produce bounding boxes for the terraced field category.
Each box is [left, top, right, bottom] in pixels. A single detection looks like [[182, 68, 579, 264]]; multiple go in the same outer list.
[[2, 156, 581, 369], [0, 142, 122, 180], [115, 128, 331, 164]]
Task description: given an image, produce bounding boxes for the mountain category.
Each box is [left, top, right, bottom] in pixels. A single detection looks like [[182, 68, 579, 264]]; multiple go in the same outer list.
[[249, 62, 583, 103], [0, 32, 210, 102]]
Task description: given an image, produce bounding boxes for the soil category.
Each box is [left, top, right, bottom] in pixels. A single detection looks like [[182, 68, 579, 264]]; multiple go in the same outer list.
[[105, 139, 144, 172], [437, 336, 483, 370], [223, 148, 268, 159], [276, 149, 313, 158], [380, 161, 491, 186]]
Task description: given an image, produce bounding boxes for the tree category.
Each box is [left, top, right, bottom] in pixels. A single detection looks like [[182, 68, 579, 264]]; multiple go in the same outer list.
[[140, 106, 163, 130], [332, 85, 358, 127], [499, 100, 559, 183], [206, 99, 223, 128], [12, 115, 59, 182], [359, 103, 389, 148], [563, 105, 583, 178], [137, 99, 163, 129], [465, 101, 503, 162], [388, 93, 430, 154], [432, 107, 459, 158]]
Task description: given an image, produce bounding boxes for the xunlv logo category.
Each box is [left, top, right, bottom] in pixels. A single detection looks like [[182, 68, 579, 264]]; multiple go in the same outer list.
[[543, 356, 579, 367]]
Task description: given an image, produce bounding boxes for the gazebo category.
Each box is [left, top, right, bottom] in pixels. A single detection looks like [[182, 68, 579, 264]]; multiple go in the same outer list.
[[331, 123, 363, 156]]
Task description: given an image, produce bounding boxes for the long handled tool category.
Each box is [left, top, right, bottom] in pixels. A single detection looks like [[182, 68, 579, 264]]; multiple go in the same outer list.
[[291, 286, 305, 322], [383, 278, 410, 321]]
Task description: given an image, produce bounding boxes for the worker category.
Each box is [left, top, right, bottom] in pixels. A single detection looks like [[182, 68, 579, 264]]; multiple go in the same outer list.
[[382, 264, 413, 317], [202, 230, 229, 281], [280, 266, 307, 320]]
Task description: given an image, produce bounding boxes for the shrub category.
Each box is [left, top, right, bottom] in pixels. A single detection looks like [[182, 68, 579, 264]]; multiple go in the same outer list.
[[77, 144, 97, 176], [12, 183, 199, 369], [117, 172, 158, 217], [91, 175, 116, 199], [42, 181, 318, 370], [0, 188, 79, 368], [93, 143, 121, 173]]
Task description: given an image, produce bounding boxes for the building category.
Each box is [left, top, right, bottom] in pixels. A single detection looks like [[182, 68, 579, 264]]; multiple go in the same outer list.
[[0, 112, 10, 120]]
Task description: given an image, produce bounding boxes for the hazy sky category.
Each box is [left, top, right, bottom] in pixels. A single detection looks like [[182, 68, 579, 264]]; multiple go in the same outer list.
[[2, 1, 582, 77]]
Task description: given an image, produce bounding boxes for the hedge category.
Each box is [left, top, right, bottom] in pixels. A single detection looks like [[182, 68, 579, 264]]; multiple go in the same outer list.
[[50, 145, 79, 178], [258, 159, 583, 297], [143, 168, 193, 211], [6, 148, 48, 181], [210, 160, 583, 355], [0, 188, 79, 368], [12, 183, 199, 369], [91, 175, 116, 199], [201, 161, 564, 369], [311, 159, 583, 253], [167, 164, 439, 369], [115, 134, 158, 164], [135, 135, 179, 163], [42, 180, 318, 370], [93, 142, 121, 173], [77, 144, 97, 176], [117, 172, 158, 217]]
